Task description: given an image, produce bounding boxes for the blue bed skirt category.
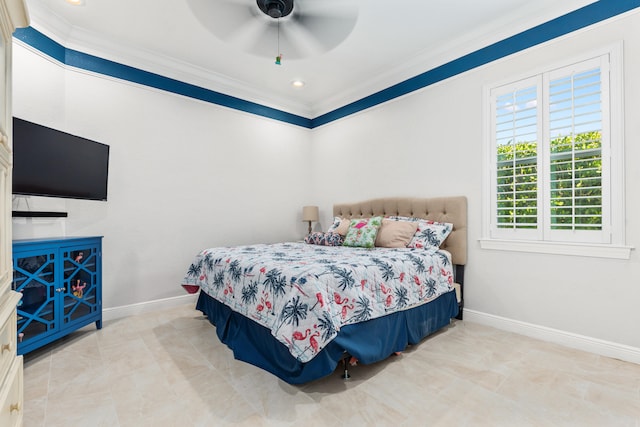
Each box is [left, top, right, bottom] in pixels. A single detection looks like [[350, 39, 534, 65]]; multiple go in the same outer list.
[[196, 289, 458, 384]]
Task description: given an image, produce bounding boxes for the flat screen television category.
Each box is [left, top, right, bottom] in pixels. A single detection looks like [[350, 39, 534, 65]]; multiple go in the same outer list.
[[12, 117, 110, 201]]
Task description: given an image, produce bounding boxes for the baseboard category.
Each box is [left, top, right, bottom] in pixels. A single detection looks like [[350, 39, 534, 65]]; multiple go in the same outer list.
[[103, 293, 198, 322], [463, 308, 640, 365]]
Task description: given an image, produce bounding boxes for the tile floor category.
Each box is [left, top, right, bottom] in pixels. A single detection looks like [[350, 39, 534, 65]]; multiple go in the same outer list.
[[22, 304, 640, 427]]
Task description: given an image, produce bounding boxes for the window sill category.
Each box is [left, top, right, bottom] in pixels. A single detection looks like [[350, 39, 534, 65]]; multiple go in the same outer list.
[[479, 239, 634, 260]]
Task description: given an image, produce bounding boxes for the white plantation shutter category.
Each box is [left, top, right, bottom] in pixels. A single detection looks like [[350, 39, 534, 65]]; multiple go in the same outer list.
[[491, 77, 542, 240], [544, 56, 609, 243], [488, 52, 616, 245], [494, 81, 540, 232]]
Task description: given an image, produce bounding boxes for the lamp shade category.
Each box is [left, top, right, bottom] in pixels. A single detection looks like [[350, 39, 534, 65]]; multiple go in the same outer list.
[[302, 206, 319, 222]]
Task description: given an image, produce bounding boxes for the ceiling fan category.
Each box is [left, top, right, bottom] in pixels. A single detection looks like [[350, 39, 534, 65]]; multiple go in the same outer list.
[[187, 0, 358, 60], [257, 0, 295, 18]]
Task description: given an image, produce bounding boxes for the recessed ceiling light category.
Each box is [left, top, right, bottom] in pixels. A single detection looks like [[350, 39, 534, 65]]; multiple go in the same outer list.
[[65, 0, 84, 5], [291, 80, 305, 88]]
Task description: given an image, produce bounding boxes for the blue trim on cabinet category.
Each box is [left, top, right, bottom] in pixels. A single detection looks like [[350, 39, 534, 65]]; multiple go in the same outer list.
[[12, 1, 640, 129], [12, 236, 103, 355]]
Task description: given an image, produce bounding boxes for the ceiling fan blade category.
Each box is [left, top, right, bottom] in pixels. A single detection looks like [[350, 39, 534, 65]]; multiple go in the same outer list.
[[227, 17, 270, 45], [294, 0, 358, 17], [294, 14, 357, 52], [241, 21, 282, 58], [277, 19, 326, 58], [292, 0, 358, 52], [186, 0, 359, 59], [241, 19, 311, 60], [186, 0, 255, 41]]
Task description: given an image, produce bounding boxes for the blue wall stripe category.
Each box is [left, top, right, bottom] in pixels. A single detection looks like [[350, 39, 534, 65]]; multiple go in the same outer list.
[[13, 25, 65, 63], [311, 0, 640, 128], [13, 0, 640, 129], [13, 27, 312, 129]]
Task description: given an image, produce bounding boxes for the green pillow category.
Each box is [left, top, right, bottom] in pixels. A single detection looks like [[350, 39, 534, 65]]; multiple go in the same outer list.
[[343, 216, 383, 248]]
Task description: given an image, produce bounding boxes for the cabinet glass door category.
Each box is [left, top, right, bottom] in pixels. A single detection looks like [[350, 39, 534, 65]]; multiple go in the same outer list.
[[62, 246, 99, 326], [12, 251, 57, 344]]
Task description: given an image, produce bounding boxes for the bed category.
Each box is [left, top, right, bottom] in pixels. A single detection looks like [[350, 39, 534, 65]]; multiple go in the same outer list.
[[181, 196, 467, 384]]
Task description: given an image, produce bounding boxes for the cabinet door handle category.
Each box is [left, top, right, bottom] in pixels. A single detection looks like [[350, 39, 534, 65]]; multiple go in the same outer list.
[[1, 343, 11, 353], [10, 403, 20, 413]]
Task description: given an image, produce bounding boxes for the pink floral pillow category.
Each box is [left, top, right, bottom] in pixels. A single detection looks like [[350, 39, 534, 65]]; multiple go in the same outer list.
[[343, 216, 383, 248]]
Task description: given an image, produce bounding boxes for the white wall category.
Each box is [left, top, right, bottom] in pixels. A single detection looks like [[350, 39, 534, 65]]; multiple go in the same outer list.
[[311, 11, 640, 350], [12, 44, 313, 308], [11, 10, 640, 354]]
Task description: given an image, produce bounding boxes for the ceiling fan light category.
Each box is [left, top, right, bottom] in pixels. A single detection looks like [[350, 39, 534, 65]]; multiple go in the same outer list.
[[268, 4, 282, 18]]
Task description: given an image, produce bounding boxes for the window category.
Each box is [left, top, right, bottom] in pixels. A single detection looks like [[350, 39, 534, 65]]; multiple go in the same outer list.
[[482, 45, 629, 258]]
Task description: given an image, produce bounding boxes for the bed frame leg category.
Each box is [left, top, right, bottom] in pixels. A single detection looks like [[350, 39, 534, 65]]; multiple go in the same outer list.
[[341, 358, 351, 380]]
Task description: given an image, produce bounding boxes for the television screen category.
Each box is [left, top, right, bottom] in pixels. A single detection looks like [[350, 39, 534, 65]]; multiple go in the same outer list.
[[12, 117, 110, 201]]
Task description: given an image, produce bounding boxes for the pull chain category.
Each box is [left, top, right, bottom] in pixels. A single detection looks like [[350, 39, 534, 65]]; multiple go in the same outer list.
[[275, 18, 282, 65]]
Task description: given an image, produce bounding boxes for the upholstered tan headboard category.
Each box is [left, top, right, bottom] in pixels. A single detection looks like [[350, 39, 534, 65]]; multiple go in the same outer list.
[[333, 196, 467, 266]]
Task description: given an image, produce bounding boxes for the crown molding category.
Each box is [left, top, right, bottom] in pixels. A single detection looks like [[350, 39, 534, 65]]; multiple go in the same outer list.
[[26, 7, 314, 119], [312, 0, 598, 117], [18, 0, 640, 128]]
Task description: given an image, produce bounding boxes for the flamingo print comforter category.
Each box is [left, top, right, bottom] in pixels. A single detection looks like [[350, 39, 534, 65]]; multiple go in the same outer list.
[[182, 242, 454, 363]]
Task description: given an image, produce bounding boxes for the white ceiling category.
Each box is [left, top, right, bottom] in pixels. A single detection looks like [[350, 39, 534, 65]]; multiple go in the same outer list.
[[23, 0, 597, 118]]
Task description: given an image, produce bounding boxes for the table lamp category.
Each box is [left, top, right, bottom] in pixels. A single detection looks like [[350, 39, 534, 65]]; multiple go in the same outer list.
[[302, 206, 319, 234]]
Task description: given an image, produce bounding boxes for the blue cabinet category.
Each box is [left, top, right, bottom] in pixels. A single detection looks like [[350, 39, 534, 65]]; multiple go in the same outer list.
[[12, 236, 103, 355]]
